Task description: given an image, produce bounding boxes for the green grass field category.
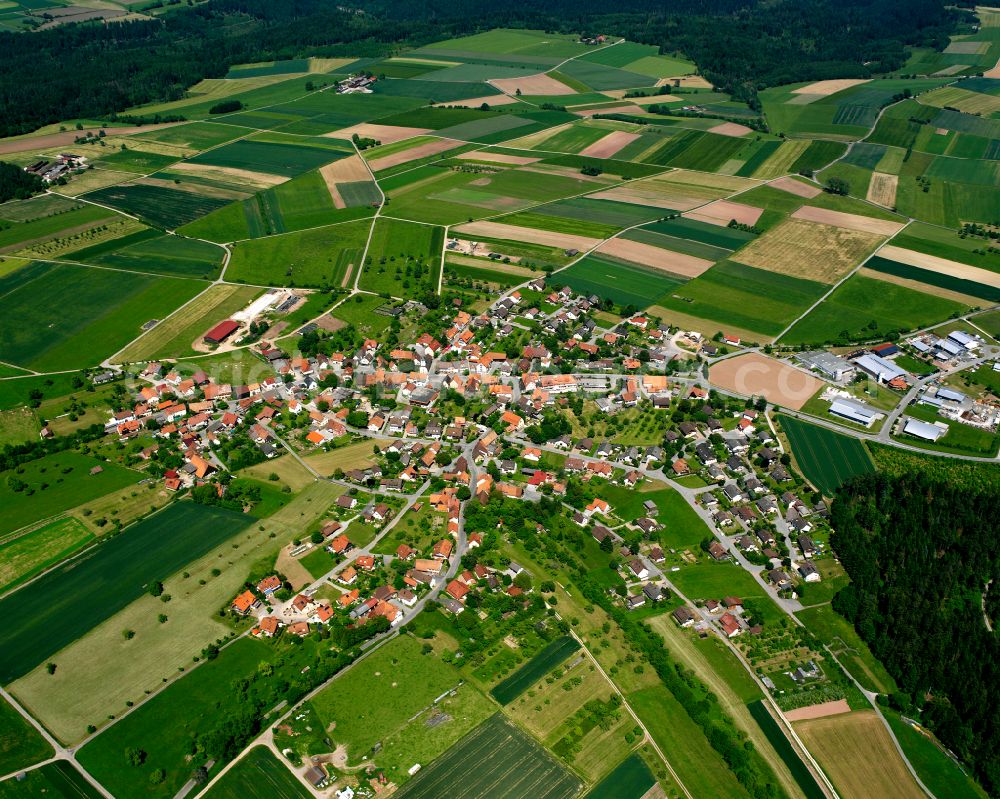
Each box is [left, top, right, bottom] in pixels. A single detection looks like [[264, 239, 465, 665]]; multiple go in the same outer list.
[[778, 414, 874, 496], [883, 710, 987, 799], [0, 203, 115, 252], [0, 694, 52, 775], [0, 502, 253, 682], [0, 761, 102, 799], [490, 636, 581, 705], [67, 229, 224, 279], [556, 255, 682, 309], [392, 714, 581, 799], [781, 273, 968, 346], [795, 604, 896, 695], [583, 753, 656, 799], [185, 137, 348, 178], [0, 516, 96, 595], [202, 747, 309, 799], [310, 635, 461, 762], [0, 261, 204, 370], [226, 219, 372, 286]]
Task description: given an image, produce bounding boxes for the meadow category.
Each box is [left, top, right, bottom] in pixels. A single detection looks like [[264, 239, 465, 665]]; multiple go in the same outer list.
[[75, 636, 290, 798], [0, 450, 142, 536], [490, 635, 580, 704], [392, 714, 581, 799], [202, 747, 309, 799], [777, 414, 874, 496], [359, 218, 443, 296], [0, 502, 253, 683], [0, 261, 204, 370], [185, 137, 350, 178], [12, 482, 340, 744], [226, 219, 372, 286], [0, 202, 115, 253]]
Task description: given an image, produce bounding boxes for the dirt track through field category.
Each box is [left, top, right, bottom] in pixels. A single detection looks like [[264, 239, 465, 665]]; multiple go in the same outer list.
[[454, 220, 601, 251], [491, 73, 576, 96], [878, 244, 1000, 289], [791, 205, 905, 236], [687, 199, 764, 227], [709, 353, 824, 409], [769, 176, 822, 198], [784, 700, 851, 721], [597, 238, 713, 278], [579, 130, 641, 158], [366, 138, 464, 171]]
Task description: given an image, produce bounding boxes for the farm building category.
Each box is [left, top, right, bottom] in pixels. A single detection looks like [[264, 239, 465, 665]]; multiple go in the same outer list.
[[204, 319, 240, 344], [903, 417, 947, 442], [853, 353, 906, 384], [829, 398, 881, 427], [797, 350, 855, 382]]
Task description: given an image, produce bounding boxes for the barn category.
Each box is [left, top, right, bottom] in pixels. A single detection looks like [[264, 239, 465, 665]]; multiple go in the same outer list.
[[204, 319, 239, 344]]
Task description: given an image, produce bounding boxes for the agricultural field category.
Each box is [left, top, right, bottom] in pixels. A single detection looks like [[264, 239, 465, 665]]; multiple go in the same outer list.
[[0, 694, 52, 775], [11, 482, 341, 744], [556, 255, 683, 309], [0, 516, 95, 595], [0, 450, 143, 537], [0, 502, 253, 683], [777, 414, 875, 496], [115, 284, 261, 362], [0, 761, 102, 799], [583, 754, 657, 799], [67, 229, 225, 279], [203, 747, 310, 799], [392, 714, 581, 799], [781, 272, 968, 346], [225, 219, 372, 286], [795, 710, 925, 799], [0, 261, 204, 371]]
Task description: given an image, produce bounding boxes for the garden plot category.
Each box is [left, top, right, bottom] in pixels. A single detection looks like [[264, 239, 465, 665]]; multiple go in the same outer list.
[[732, 218, 884, 284]]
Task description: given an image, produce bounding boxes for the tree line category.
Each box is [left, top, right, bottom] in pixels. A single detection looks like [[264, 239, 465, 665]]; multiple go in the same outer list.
[[0, 0, 971, 137], [831, 471, 1000, 795]]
